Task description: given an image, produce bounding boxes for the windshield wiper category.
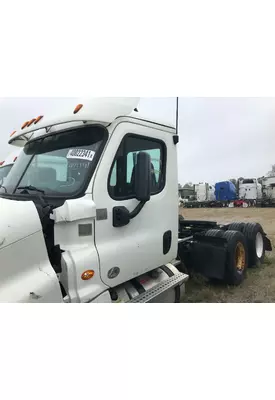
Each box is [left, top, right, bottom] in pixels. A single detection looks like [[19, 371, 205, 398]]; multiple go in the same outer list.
[[17, 185, 45, 194]]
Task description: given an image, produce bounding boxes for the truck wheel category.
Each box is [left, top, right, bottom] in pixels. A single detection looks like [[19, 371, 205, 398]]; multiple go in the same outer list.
[[227, 222, 245, 233], [222, 230, 248, 285], [242, 223, 265, 267], [205, 229, 224, 238]]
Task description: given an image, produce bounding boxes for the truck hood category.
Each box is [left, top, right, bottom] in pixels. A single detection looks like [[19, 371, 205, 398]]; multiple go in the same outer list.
[[0, 197, 43, 249]]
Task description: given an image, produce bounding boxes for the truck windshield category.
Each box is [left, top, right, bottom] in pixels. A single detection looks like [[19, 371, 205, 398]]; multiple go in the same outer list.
[[0, 126, 106, 198], [0, 164, 13, 180]]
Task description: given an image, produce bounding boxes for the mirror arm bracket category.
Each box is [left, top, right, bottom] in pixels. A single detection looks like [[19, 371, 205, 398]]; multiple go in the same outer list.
[[112, 201, 147, 228], [129, 200, 146, 219]]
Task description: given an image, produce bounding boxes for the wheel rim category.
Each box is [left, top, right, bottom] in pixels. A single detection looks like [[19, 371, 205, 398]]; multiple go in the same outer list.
[[255, 232, 264, 258], [235, 241, 246, 272]]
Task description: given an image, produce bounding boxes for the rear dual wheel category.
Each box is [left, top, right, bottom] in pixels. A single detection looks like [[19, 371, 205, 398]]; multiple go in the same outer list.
[[227, 222, 265, 267], [205, 229, 224, 238], [243, 223, 265, 267], [223, 230, 248, 285]]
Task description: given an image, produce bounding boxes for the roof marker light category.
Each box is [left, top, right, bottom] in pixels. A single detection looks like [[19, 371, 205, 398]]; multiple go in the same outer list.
[[27, 118, 36, 127], [21, 121, 29, 130], [34, 115, 43, 124], [73, 104, 83, 114]]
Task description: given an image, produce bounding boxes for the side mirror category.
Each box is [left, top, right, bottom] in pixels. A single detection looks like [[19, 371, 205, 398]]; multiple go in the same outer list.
[[0, 177, 3, 187], [134, 151, 151, 202], [112, 151, 151, 228]]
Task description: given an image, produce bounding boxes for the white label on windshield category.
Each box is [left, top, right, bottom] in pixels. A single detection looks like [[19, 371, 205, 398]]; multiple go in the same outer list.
[[67, 149, 95, 161]]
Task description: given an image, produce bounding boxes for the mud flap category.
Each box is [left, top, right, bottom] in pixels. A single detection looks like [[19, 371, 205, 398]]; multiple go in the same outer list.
[[263, 235, 272, 252], [178, 235, 227, 280]]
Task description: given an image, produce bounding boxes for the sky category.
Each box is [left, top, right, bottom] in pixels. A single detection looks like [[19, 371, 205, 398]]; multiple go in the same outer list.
[[0, 97, 275, 185]]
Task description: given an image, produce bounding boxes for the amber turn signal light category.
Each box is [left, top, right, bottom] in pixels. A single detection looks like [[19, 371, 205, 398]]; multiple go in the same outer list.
[[81, 270, 95, 280]]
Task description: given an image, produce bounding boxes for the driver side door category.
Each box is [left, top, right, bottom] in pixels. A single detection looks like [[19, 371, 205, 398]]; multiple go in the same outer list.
[[93, 121, 177, 288]]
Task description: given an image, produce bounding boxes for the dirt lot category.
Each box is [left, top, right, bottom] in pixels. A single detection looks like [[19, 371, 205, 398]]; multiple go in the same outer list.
[[179, 207, 275, 303]]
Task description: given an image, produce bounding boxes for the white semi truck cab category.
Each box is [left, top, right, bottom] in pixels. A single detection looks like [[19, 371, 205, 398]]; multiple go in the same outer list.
[[0, 97, 188, 303], [0, 97, 272, 302], [238, 178, 262, 201]]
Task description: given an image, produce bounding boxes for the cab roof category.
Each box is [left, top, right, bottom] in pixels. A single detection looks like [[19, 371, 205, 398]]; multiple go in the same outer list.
[[8, 97, 176, 147]]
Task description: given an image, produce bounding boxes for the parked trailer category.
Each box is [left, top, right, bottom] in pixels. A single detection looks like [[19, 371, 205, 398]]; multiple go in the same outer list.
[[0, 97, 271, 303]]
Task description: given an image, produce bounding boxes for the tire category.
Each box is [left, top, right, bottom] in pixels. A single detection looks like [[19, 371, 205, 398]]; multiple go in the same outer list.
[[205, 229, 224, 238], [242, 223, 265, 267], [227, 222, 246, 233], [222, 230, 248, 285]]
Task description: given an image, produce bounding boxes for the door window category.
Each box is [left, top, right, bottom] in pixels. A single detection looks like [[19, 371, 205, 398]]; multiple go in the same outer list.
[[108, 134, 166, 200]]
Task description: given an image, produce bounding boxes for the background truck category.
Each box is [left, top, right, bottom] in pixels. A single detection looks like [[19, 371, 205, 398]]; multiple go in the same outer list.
[[195, 183, 215, 202], [0, 149, 21, 186], [238, 178, 262, 203], [261, 175, 275, 206], [0, 97, 272, 303], [215, 180, 237, 204]]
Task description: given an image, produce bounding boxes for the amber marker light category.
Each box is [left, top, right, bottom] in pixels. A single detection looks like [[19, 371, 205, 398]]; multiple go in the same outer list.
[[73, 104, 83, 114], [21, 121, 29, 129], [34, 115, 44, 124], [27, 118, 36, 127], [81, 270, 95, 280]]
